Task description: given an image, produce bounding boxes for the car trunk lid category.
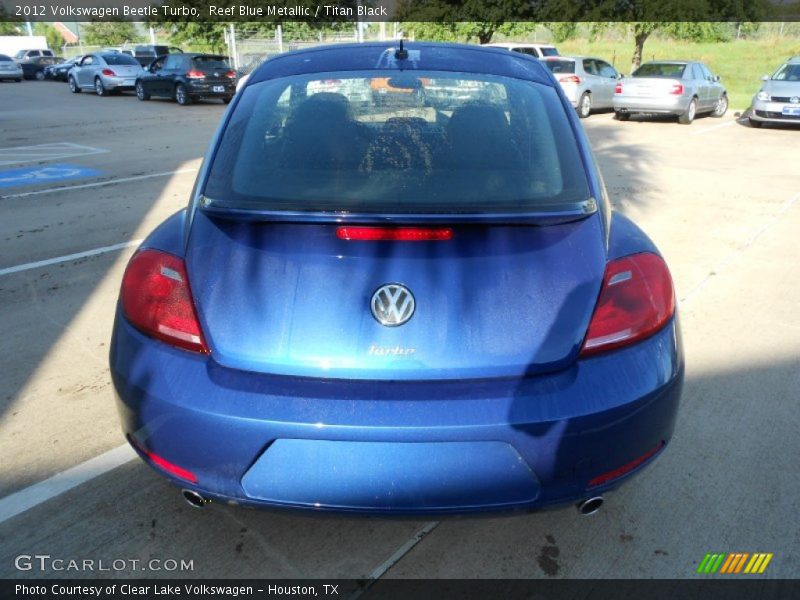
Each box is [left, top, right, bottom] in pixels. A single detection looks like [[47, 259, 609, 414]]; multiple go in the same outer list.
[[185, 211, 606, 380]]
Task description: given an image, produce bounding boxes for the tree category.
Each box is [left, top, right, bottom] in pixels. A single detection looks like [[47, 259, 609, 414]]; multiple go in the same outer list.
[[0, 5, 22, 34], [83, 22, 139, 47], [545, 22, 578, 43], [34, 23, 65, 53]]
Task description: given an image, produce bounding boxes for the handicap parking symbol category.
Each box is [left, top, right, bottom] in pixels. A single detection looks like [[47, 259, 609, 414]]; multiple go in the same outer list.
[[0, 163, 102, 189]]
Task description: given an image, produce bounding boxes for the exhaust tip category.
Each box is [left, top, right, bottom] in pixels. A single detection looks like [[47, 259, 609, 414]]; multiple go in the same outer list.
[[182, 489, 210, 509], [577, 496, 604, 516]]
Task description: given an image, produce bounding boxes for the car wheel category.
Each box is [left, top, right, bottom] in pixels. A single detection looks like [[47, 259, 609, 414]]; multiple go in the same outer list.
[[14, 78, 22, 83], [95, 77, 107, 97], [678, 98, 697, 125], [222, 96, 233, 104], [68, 76, 81, 93], [136, 81, 150, 101], [175, 84, 192, 106], [34, 70, 45, 81], [577, 92, 592, 119], [613, 111, 630, 121], [712, 94, 728, 118], [748, 117, 763, 129]]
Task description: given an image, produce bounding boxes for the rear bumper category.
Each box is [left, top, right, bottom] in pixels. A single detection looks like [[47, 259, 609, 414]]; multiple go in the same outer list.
[[110, 313, 684, 514], [187, 81, 235, 97], [613, 95, 689, 115], [103, 75, 137, 90]]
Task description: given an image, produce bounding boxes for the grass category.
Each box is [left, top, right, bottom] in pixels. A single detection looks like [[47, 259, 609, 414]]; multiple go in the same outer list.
[[559, 37, 800, 110]]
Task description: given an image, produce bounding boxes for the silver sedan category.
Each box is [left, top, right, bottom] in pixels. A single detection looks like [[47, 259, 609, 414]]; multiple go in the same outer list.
[[542, 56, 621, 118], [0, 53, 23, 82], [68, 52, 143, 96], [613, 61, 728, 125], [749, 57, 800, 128]]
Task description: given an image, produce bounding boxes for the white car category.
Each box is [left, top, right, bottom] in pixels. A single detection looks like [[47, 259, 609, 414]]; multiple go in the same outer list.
[[482, 43, 559, 59]]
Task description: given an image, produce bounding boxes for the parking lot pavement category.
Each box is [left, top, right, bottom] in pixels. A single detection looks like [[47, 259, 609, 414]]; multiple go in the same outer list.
[[0, 82, 798, 580]]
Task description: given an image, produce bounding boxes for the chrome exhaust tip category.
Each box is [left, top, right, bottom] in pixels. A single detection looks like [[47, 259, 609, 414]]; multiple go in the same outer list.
[[181, 489, 210, 509], [577, 496, 604, 515]]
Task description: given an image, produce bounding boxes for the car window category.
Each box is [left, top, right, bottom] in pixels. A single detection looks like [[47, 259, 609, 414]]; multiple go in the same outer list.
[[690, 64, 704, 80], [633, 63, 687, 78], [699, 64, 713, 80], [512, 48, 539, 58], [163, 55, 182, 70], [42, 50, 54, 57], [597, 61, 617, 78], [192, 56, 231, 70], [771, 63, 800, 81], [204, 70, 590, 215], [582, 59, 599, 75], [542, 60, 575, 75], [540, 47, 559, 57], [103, 53, 140, 66], [81, 56, 95, 66]]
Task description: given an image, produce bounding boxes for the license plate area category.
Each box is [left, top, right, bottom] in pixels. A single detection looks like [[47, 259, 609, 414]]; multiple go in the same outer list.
[[213, 85, 225, 93], [782, 106, 800, 116]]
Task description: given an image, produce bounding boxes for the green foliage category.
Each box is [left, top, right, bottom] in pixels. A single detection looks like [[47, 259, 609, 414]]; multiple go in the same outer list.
[[545, 23, 578, 43], [400, 21, 537, 44], [82, 22, 139, 47], [0, 5, 23, 34], [663, 22, 732, 43], [34, 23, 64, 52]]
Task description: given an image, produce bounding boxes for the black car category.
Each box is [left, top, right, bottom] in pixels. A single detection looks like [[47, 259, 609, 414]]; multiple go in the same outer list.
[[43, 56, 80, 81], [21, 56, 61, 81], [135, 54, 236, 105]]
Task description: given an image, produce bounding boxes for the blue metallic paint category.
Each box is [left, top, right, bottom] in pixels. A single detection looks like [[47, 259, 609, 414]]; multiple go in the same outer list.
[[111, 42, 684, 514]]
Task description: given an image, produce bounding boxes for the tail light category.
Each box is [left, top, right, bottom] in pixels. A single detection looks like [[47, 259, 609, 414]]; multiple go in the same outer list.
[[186, 69, 205, 79], [224, 70, 236, 79], [336, 226, 453, 241], [559, 75, 582, 84], [669, 83, 684, 95], [120, 249, 208, 354], [101, 68, 116, 76], [128, 435, 198, 484], [580, 253, 675, 356], [614, 82, 623, 94], [588, 441, 665, 488]]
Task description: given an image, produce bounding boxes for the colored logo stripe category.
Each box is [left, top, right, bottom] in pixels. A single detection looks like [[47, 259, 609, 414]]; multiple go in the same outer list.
[[698, 553, 773, 574]]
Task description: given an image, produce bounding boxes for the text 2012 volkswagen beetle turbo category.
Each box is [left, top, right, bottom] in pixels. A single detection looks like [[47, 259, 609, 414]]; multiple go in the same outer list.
[[110, 42, 683, 515]]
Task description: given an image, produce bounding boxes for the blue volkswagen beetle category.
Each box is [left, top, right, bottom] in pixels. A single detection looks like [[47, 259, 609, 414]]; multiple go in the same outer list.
[[110, 42, 683, 515]]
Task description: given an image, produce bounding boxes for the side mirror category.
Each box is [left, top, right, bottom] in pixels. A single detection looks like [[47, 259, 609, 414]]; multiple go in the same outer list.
[[761, 74, 769, 81], [617, 73, 625, 79], [713, 75, 721, 82]]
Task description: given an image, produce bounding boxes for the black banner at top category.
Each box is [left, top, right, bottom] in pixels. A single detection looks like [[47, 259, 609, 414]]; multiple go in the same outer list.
[[1, 0, 799, 23]]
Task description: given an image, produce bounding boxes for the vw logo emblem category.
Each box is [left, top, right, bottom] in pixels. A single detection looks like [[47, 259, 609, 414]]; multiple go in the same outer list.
[[371, 284, 415, 327], [791, 96, 800, 105]]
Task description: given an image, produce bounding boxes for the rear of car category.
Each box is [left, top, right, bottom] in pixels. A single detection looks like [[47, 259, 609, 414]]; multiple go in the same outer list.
[[97, 53, 143, 91], [484, 43, 560, 58], [182, 55, 236, 102], [0, 54, 23, 81], [613, 61, 693, 117], [749, 58, 800, 127], [21, 56, 59, 81], [110, 43, 683, 514]]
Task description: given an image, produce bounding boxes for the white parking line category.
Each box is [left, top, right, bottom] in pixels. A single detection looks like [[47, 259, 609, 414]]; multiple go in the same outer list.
[[690, 120, 736, 136], [0, 239, 143, 277], [0, 142, 108, 167], [0, 443, 136, 525], [0, 168, 196, 199]]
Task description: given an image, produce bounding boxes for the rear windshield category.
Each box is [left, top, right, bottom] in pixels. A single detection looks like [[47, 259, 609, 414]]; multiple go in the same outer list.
[[102, 54, 140, 66], [192, 56, 230, 70], [633, 63, 687, 78], [540, 47, 559, 57], [543, 60, 575, 75], [771, 63, 800, 81], [204, 70, 589, 215]]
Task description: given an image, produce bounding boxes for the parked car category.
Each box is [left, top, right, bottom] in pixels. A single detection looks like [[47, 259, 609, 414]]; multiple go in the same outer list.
[[110, 42, 683, 515], [613, 60, 728, 124], [483, 42, 559, 58], [132, 44, 183, 67], [68, 52, 143, 96], [749, 56, 800, 128], [135, 54, 236, 105], [0, 53, 23, 82], [13, 49, 55, 63], [542, 56, 621, 118], [43, 56, 80, 81], [20, 56, 61, 81]]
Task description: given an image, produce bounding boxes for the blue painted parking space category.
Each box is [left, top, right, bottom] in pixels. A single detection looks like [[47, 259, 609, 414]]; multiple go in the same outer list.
[[0, 163, 102, 189]]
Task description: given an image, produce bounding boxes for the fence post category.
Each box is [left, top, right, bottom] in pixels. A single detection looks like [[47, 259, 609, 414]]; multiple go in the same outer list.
[[276, 24, 283, 54], [229, 24, 239, 69]]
